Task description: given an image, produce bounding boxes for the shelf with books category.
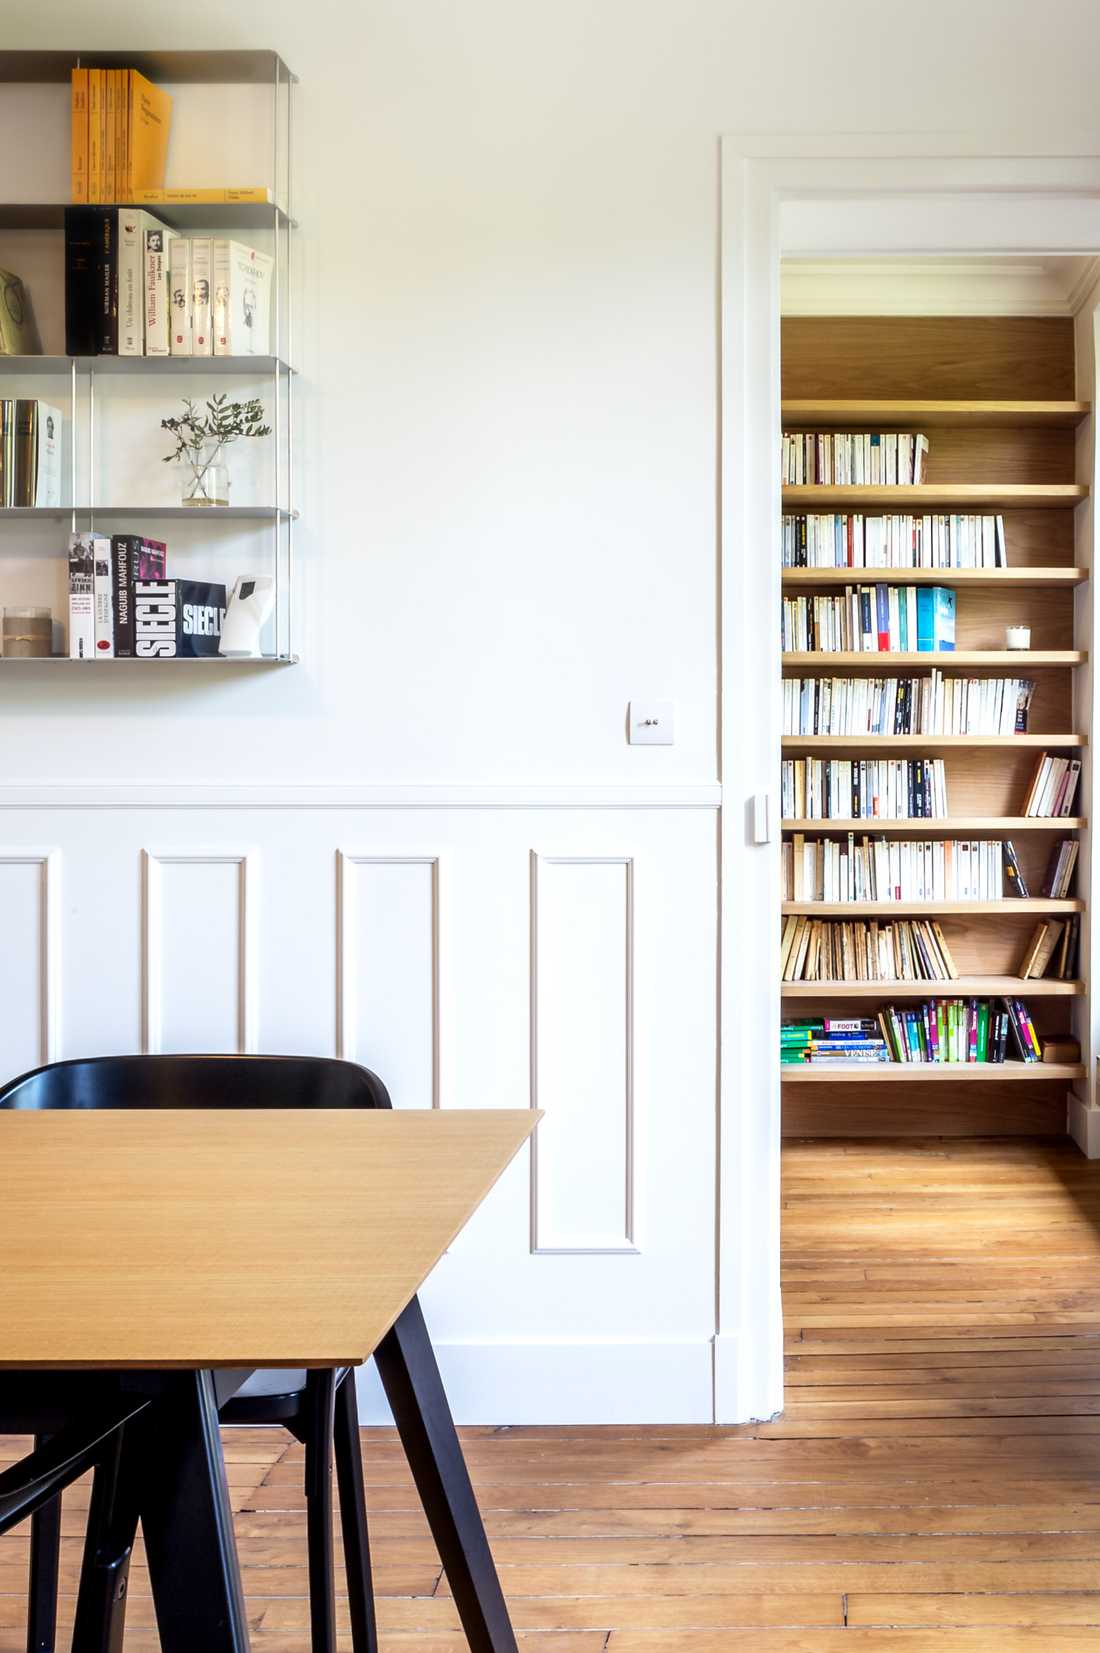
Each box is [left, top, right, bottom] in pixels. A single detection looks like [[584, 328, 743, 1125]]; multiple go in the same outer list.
[[782, 1061, 1086, 1083], [783, 899, 1083, 916], [781, 567, 1089, 589], [782, 650, 1085, 668], [783, 484, 1087, 510], [781, 399, 1092, 430], [782, 817, 1087, 833], [782, 734, 1085, 751], [0, 355, 293, 377], [781, 976, 1085, 998]]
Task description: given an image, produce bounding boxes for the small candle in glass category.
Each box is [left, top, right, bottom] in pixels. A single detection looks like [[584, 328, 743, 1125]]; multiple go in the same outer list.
[[3, 607, 52, 658]]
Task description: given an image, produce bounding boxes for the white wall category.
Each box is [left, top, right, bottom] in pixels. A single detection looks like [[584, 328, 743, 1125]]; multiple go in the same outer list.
[[5, 1, 1100, 1421]]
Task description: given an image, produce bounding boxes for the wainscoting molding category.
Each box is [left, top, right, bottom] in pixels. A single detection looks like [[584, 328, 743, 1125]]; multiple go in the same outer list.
[[141, 849, 258, 1055], [0, 848, 60, 1070]]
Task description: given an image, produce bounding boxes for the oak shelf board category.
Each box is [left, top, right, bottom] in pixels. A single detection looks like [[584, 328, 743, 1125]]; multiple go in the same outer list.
[[781, 398, 1091, 430], [781, 977, 1085, 999], [782, 484, 1087, 510], [782, 899, 1084, 916], [782, 1061, 1086, 1083], [782, 650, 1085, 668], [782, 734, 1085, 751], [782, 817, 1087, 833], [781, 567, 1089, 589]]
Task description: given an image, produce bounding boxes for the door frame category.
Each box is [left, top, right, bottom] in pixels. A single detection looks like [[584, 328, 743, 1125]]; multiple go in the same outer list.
[[716, 137, 1100, 1423]]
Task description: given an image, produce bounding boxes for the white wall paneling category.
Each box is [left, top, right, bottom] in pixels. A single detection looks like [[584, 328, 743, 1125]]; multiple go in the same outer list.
[[142, 850, 258, 1055], [337, 851, 448, 1109], [529, 852, 637, 1254], [0, 849, 60, 1075]]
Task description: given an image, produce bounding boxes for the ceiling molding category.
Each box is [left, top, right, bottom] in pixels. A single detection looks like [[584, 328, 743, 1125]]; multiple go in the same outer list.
[[781, 256, 1100, 318]]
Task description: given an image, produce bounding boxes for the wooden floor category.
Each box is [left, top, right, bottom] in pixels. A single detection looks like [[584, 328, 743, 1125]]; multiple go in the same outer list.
[[4, 1135, 1100, 1648]]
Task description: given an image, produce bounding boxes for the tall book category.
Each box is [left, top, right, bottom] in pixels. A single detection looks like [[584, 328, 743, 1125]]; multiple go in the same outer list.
[[64, 207, 100, 355], [88, 70, 104, 203], [144, 226, 177, 357], [96, 209, 117, 354], [0, 270, 41, 356], [92, 535, 115, 656], [190, 238, 214, 355], [212, 241, 274, 356], [68, 534, 95, 659], [169, 237, 193, 356], [126, 70, 172, 196], [12, 400, 35, 507], [70, 67, 89, 204], [104, 69, 118, 204], [118, 209, 167, 355]]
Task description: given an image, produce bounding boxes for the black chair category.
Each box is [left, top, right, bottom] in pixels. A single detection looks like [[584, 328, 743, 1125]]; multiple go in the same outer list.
[[0, 1055, 519, 1653]]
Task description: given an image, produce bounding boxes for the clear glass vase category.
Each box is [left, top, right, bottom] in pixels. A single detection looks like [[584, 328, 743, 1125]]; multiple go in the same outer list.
[[181, 441, 230, 507]]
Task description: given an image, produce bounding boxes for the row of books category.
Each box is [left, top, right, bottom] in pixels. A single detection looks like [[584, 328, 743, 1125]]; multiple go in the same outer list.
[[781, 917, 959, 983], [783, 999, 1043, 1066], [70, 66, 172, 205], [783, 674, 1034, 738], [782, 513, 1007, 570], [783, 836, 1013, 905], [781, 759, 949, 821], [1010, 838, 1079, 899], [68, 534, 225, 659], [1018, 916, 1081, 980], [65, 210, 273, 358], [0, 400, 61, 508], [782, 585, 956, 654], [1023, 754, 1083, 818], [782, 431, 930, 486]]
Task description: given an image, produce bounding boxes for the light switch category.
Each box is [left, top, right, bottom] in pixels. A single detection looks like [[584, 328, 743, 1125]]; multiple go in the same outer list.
[[628, 700, 675, 745]]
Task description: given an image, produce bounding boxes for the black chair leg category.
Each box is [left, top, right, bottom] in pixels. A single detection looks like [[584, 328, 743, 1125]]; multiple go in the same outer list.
[[334, 1373, 379, 1653], [374, 1297, 517, 1653], [26, 1438, 60, 1653], [71, 1425, 140, 1653], [304, 1370, 338, 1653]]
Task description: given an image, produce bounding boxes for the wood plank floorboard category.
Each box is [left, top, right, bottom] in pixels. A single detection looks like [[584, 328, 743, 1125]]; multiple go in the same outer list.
[[1, 1136, 1099, 1645]]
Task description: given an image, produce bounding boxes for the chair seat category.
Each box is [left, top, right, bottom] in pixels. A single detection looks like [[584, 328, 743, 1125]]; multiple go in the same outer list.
[[235, 1369, 308, 1398]]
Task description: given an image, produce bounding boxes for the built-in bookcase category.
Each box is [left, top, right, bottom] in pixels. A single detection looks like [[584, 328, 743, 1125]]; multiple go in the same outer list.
[[778, 316, 1092, 1138]]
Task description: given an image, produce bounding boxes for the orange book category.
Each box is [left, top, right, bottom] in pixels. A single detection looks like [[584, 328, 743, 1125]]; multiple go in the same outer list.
[[70, 68, 88, 203], [119, 68, 131, 197], [88, 69, 104, 203], [128, 69, 172, 194], [104, 69, 118, 201]]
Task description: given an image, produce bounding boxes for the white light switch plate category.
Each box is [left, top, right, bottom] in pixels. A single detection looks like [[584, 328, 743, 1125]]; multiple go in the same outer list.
[[628, 700, 675, 745]]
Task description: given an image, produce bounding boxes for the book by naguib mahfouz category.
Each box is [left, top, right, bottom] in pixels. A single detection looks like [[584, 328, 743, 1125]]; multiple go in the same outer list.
[[134, 578, 225, 658]]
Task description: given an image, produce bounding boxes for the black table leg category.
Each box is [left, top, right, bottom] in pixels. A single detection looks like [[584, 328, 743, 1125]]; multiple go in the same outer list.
[[71, 1424, 140, 1653], [303, 1370, 338, 1653], [334, 1371, 379, 1653], [136, 1370, 251, 1653], [374, 1297, 517, 1653], [26, 1437, 59, 1653]]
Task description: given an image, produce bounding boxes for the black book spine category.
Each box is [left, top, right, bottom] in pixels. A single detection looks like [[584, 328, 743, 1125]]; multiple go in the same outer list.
[[112, 533, 137, 656], [64, 207, 99, 356], [97, 209, 117, 355]]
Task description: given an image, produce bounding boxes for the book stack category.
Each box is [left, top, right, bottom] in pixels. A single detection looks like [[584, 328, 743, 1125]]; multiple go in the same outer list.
[[878, 998, 1040, 1064], [0, 400, 61, 507], [781, 917, 960, 983], [781, 1018, 891, 1065], [70, 67, 172, 204], [782, 513, 1006, 569], [1022, 754, 1083, 818], [782, 431, 930, 485], [65, 212, 274, 358], [781, 758, 949, 820], [784, 673, 1034, 738], [782, 584, 956, 652], [783, 835, 1007, 903], [67, 532, 226, 660]]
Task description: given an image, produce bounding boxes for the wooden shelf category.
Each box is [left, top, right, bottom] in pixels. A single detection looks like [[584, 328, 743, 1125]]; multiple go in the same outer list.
[[782, 734, 1084, 751], [783, 484, 1087, 510], [782, 398, 1091, 430], [782, 818, 1087, 833], [783, 899, 1083, 916], [781, 567, 1088, 589], [781, 977, 1085, 999], [783, 650, 1084, 669], [782, 1061, 1086, 1083]]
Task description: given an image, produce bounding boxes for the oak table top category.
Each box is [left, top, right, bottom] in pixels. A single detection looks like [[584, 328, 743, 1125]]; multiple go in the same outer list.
[[0, 1107, 538, 1370]]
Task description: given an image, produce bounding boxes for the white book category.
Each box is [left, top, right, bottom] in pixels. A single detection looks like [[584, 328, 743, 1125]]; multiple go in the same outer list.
[[34, 403, 62, 507], [118, 210, 167, 355], [92, 534, 115, 656], [169, 237, 193, 356], [68, 533, 95, 660], [190, 237, 214, 356], [145, 226, 178, 357], [212, 239, 275, 356]]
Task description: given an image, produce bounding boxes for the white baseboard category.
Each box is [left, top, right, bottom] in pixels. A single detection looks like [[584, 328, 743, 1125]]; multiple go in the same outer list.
[[354, 1338, 714, 1426], [713, 1329, 784, 1425], [1068, 1088, 1100, 1158]]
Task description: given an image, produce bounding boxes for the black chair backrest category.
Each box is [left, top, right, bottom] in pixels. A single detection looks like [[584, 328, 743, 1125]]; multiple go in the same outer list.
[[0, 1054, 393, 1113]]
